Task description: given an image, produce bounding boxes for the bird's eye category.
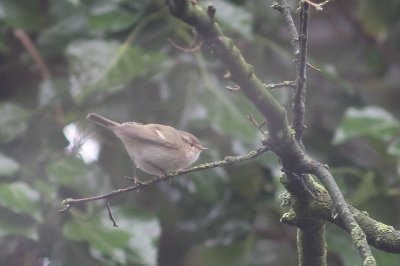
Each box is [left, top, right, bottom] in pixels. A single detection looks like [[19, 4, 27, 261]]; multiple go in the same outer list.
[[190, 142, 194, 147]]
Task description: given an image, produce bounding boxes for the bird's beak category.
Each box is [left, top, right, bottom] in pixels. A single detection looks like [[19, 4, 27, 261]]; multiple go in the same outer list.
[[200, 146, 208, 150]]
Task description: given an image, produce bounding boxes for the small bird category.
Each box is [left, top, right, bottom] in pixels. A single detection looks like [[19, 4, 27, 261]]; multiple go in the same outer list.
[[87, 113, 207, 183]]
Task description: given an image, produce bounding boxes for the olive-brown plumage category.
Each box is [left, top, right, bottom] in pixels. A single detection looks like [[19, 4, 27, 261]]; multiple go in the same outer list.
[[87, 113, 206, 181]]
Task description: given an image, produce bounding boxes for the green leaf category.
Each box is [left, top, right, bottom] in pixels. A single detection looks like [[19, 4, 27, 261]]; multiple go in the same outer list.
[[320, 64, 355, 95], [37, 10, 87, 52], [88, 3, 141, 33], [199, 87, 260, 143], [332, 106, 400, 145], [329, 219, 400, 265], [0, 152, 20, 176], [0, 33, 9, 54], [65, 39, 167, 103], [228, 163, 265, 200], [0, 102, 30, 143], [63, 206, 160, 265], [47, 156, 111, 195], [66, 39, 120, 99], [63, 216, 130, 262], [0, 213, 37, 239], [0, 182, 41, 219], [37, 78, 73, 108], [183, 235, 253, 266], [0, 0, 43, 31], [349, 171, 378, 206], [63, 0, 80, 5], [211, 1, 252, 39], [387, 138, 400, 157], [47, 156, 88, 186], [373, 246, 400, 266], [327, 225, 360, 266], [38, 79, 58, 107], [358, 0, 400, 40], [191, 171, 226, 203], [112, 207, 160, 266]]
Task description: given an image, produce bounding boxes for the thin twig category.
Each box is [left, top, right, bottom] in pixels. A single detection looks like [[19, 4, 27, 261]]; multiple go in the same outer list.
[[106, 200, 118, 227], [168, 34, 202, 53], [273, 1, 308, 147], [59, 146, 270, 211], [292, 2, 309, 149], [265, 80, 295, 89], [13, 28, 67, 128], [306, 62, 321, 71], [246, 113, 267, 134], [272, 1, 300, 59], [14, 29, 51, 80], [223, 71, 232, 80], [226, 85, 241, 92], [303, 0, 331, 11]]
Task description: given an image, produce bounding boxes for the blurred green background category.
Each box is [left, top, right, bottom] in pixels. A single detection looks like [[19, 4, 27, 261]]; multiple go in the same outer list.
[[0, 0, 400, 265]]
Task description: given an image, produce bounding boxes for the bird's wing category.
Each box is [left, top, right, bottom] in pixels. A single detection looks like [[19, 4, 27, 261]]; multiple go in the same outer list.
[[115, 123, 180, 150]]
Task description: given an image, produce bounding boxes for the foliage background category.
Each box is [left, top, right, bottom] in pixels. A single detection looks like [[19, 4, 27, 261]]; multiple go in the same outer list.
[[0, 0, 400, 265]]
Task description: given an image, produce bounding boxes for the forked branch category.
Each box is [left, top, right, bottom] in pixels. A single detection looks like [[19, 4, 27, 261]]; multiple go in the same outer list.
[[167, 0, 376, 264]]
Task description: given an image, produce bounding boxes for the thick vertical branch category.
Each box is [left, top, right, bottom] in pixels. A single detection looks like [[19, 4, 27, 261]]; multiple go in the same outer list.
[[273, 2, 325, 264], [297, 222, 327, 266], [281, 170, 400, 254], [280, 173, 328, 266]]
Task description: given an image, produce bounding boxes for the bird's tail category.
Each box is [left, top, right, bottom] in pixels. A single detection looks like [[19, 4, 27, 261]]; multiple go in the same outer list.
[[87, 113, 120, 128]]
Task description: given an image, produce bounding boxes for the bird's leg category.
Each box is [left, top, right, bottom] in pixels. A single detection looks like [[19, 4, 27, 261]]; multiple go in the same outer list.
[[123, 161, 140, 183], [133, 163, 139, 183]]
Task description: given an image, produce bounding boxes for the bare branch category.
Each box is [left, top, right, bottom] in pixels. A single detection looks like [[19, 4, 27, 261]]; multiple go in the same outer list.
[[272, 1, 308, 147], [106, 201, 118, 227], [59, 146, 270, 211], [308, 162, 376, 264], [166, 1, 376, 263], [168, 1, 291, 140], [272, 1, 300, 59], [246, 113, 267, 135], [292, 1, 310, 149]]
